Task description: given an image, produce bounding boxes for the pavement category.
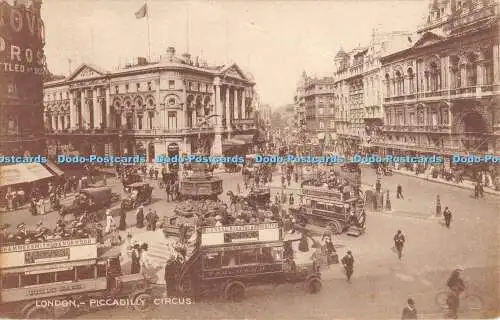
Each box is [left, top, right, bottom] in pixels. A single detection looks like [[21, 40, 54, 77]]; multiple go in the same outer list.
[[392, 167, 500, 196], [2, 169, 498, 319]]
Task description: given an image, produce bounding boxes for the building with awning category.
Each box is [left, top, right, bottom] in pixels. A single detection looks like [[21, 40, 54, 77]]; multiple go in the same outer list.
[[0, 163, 53, 188], [222, 134, 256, 154], [222, 138, 246, 153], [44, 160, 65, 176]]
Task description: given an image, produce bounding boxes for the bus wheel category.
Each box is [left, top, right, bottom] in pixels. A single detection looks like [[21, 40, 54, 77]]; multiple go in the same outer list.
[[328, 221, 342, 234], [306, 277, 322, 294], [133, 293, 153, 312], [25, 306, 54, 319], [224, 281, 245, 302]]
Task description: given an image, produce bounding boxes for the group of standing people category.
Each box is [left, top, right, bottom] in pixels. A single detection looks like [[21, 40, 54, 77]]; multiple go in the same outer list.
[[135, 205, 159, 231]]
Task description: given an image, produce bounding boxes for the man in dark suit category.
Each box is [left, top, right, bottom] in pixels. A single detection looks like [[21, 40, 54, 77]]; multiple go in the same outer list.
[[341, 250, 354, 282], [401, 298, 417, 319]]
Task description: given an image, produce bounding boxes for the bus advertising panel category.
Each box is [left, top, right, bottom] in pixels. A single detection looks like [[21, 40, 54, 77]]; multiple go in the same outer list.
[[0, 238, 97, 269]]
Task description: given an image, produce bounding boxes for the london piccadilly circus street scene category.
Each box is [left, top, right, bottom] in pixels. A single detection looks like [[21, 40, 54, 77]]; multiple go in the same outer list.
[[0, 0, 499, 319]]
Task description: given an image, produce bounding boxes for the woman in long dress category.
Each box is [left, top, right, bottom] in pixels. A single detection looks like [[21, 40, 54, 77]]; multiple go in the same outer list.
[[119, 208, 127, 230], [136, 206, 144, 228]]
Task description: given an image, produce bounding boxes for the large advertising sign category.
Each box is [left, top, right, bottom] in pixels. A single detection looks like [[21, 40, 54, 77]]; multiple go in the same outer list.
[[0, 238, 97, 269], [201, 223, 281, 246], [0, 1, 46, 75]]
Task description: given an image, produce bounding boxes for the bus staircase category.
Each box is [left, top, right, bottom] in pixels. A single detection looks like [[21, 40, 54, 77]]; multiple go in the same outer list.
[[177, 245, 201, 297], [346, 196, 366, 237], [144, 237, 199, 285]]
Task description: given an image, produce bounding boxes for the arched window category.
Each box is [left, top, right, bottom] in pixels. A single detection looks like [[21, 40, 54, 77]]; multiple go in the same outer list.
[[395, 71, 404, 96], [483, 47, 493, 85], [385, 73, 391, 97], [407, 68, 415, 93], [467, 53, 478, 87]]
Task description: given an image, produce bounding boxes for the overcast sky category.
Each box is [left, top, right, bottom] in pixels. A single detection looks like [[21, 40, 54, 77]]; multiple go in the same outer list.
[[42, 0, 429, 107]]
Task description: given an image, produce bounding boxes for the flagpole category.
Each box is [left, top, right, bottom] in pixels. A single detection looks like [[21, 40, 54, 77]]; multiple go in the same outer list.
[[145, 0, 151, 62]]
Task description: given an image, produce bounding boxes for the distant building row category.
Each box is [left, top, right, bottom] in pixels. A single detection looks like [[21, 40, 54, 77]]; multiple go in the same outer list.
[[295, 0, 500, 172]]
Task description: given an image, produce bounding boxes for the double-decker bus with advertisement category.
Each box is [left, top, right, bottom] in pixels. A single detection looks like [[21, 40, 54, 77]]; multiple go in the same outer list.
[[0, 238, 153, 319], [176, 223, 322, 302]]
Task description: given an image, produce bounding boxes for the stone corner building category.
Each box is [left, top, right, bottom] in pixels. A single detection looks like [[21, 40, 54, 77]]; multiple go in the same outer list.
[[43, 47, 257, 162], [0, 0, 46, 156], [376, 0, 500, 173]]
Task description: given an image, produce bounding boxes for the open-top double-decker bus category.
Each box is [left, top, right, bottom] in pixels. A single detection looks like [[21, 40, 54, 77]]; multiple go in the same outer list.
[[294, 184, 366, 236], [0, 238, 153, 319], [176, 223, 322, 302]]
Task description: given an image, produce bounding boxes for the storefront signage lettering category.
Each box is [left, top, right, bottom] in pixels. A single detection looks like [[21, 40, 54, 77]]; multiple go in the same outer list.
[[26, 284, 83, 297], [0, 238, 95, 253], [224, 231, 259, 243], [204, 223, 279, 234], [203, 263, 282, 278], [25, 248, 70, 264], [0, 2, 46, 74]]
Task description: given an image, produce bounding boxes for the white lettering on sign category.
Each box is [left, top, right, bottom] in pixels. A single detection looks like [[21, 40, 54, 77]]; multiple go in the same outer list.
[[0, 238, 96, 253], [203, 223, 279, 234]]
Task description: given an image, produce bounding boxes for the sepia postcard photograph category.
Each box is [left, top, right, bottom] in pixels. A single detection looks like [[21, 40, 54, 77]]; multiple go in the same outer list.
[[0, 0, 499, 319]]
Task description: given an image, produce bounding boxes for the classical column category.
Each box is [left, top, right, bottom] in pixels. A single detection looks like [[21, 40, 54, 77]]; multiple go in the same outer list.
[[80, 91, 85, 127], [105, 87, 111, 128], [58, 115, 63, 130], [121, 112, 126, 129], [51, 115, 56, 130], [477, 60, 485, 86], [69, 91, 77, 129], [233, 88, 239, 120], [225, 86, 231, 130], [460, 63, 467, 88], [241, 88, 246, 119], [93, 87, 100, 128], [213, 85, 221, 127], [493, 44, 500, 83], [192, 106, 197, 128]]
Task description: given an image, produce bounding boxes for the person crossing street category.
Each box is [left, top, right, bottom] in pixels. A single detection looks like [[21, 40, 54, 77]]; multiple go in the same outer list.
[[341, 250, 354, 282], [394, 230, 406, 260], [443, 207, 453, 228]]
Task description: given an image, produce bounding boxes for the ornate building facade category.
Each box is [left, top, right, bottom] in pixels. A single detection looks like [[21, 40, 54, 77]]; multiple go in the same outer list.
[[376, 0, 499, 170], [295, 73, 335, 147], [43, 47, 256, 162], [333, 30, 413, 155], [0, 0, 46, 156]]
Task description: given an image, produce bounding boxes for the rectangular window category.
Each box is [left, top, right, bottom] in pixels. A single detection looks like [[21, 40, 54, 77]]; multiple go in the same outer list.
[[238, 249, 259, 265], [56, 269, 75, 282], [1, 273, 19, 289], [136, 83, 141, 91], [147, 82, 152, 91], [115, 86, 119, 94], [203, 253, 221, 270], [97, 262, 107, 277], [167, 111, 177, 129], [221, 251, 238, 267], [39, 272, 56, 284], [260, 247, 282, 263], [21, 274, 38, 286], [77, 265, 95, 280], [125, 84, 129, 92], [168, 80, 175, 89]]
